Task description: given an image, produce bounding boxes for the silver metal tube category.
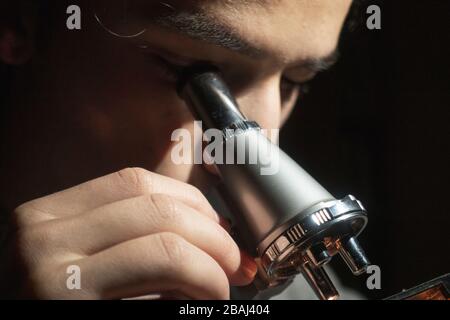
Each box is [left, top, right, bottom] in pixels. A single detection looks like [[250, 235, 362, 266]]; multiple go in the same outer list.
[[178, 67, 370, 300]]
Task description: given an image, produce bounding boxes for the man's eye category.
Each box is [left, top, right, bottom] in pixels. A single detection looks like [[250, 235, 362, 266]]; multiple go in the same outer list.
[[299, 82, 310, 96], [136, 43, 197, 82], [145, 54, 187, 82], [280, 77, 310, 98]]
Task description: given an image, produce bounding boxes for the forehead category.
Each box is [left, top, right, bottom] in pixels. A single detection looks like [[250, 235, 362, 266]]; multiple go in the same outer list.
[[199, 0, 353, 64], [120, 0, 352, 66]]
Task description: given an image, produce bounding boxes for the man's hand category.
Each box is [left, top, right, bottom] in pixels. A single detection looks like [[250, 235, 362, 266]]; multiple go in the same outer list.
[[1, 168, 257, 299]]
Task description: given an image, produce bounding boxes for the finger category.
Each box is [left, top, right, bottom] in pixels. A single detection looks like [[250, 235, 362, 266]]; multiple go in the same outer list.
[[79, 233, 230, 300], [18, 167, 218, 222], [52, 194, 256, 286]]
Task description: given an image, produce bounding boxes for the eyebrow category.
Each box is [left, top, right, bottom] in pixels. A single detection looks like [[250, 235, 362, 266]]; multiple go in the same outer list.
[[153, 11, 263, 57], [151, 10, 340, 73], [298, 50, 340, 73]]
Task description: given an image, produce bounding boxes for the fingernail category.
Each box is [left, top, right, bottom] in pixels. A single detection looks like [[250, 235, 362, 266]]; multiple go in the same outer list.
[[240, 251, 258, 280]]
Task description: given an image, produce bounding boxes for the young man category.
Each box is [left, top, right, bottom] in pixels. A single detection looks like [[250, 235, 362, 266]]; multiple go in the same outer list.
[[0, 0, 358, 299]]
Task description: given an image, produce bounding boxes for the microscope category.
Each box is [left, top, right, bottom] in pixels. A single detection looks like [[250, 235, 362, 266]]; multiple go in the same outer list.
[[177, 66, 370, 300]]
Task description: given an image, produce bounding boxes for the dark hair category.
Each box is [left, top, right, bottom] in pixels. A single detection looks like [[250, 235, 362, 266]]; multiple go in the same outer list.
[[0, 1, 52, 107], [346, 0, 369, 32]]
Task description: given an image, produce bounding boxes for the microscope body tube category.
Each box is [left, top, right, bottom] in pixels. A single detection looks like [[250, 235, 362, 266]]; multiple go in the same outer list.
[[215, 131, 335, 250]]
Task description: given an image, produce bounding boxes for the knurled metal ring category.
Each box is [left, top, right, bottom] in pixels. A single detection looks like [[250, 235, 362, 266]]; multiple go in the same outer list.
[[221, 121, 261, 140], [259, 195, 368, 277]]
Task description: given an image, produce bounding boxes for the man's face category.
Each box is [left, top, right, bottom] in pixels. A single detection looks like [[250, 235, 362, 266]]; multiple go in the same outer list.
[[20, 0, 352, 192]]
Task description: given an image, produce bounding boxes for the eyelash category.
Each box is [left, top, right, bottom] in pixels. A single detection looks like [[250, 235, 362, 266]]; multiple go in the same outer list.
[[281, 77, 310, 97], [150, 55, 185, 82], [151, 54, 311, 98]]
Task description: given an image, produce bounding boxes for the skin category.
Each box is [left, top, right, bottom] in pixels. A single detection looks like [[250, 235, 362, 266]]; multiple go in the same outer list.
[[0, 0, 353, 299]]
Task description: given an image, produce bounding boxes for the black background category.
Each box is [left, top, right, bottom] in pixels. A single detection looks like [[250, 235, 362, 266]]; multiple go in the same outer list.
[[282, 0, 449, 298]]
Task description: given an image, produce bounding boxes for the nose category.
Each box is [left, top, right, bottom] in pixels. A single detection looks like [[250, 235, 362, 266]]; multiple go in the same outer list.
[[235, 75, 283, 133]]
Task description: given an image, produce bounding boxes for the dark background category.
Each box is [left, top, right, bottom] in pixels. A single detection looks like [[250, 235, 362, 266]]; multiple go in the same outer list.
[[282, 0, 449, 298]]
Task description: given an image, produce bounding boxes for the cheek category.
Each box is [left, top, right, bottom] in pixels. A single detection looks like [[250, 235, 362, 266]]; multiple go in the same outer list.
[[113, 43, 192, 117], [69, 39, 194, 160]]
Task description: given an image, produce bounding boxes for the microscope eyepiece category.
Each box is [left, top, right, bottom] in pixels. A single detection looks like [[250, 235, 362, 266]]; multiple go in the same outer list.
[[178, 65, 248, 132]]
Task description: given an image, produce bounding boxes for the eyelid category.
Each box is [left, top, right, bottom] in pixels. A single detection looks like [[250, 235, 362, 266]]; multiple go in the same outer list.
[[283, 68, 318, 85], [158, 52, 195, 67], [281, 76, 311, 96], [281, 76, 306, 86], [137, 43, 196, 67]]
